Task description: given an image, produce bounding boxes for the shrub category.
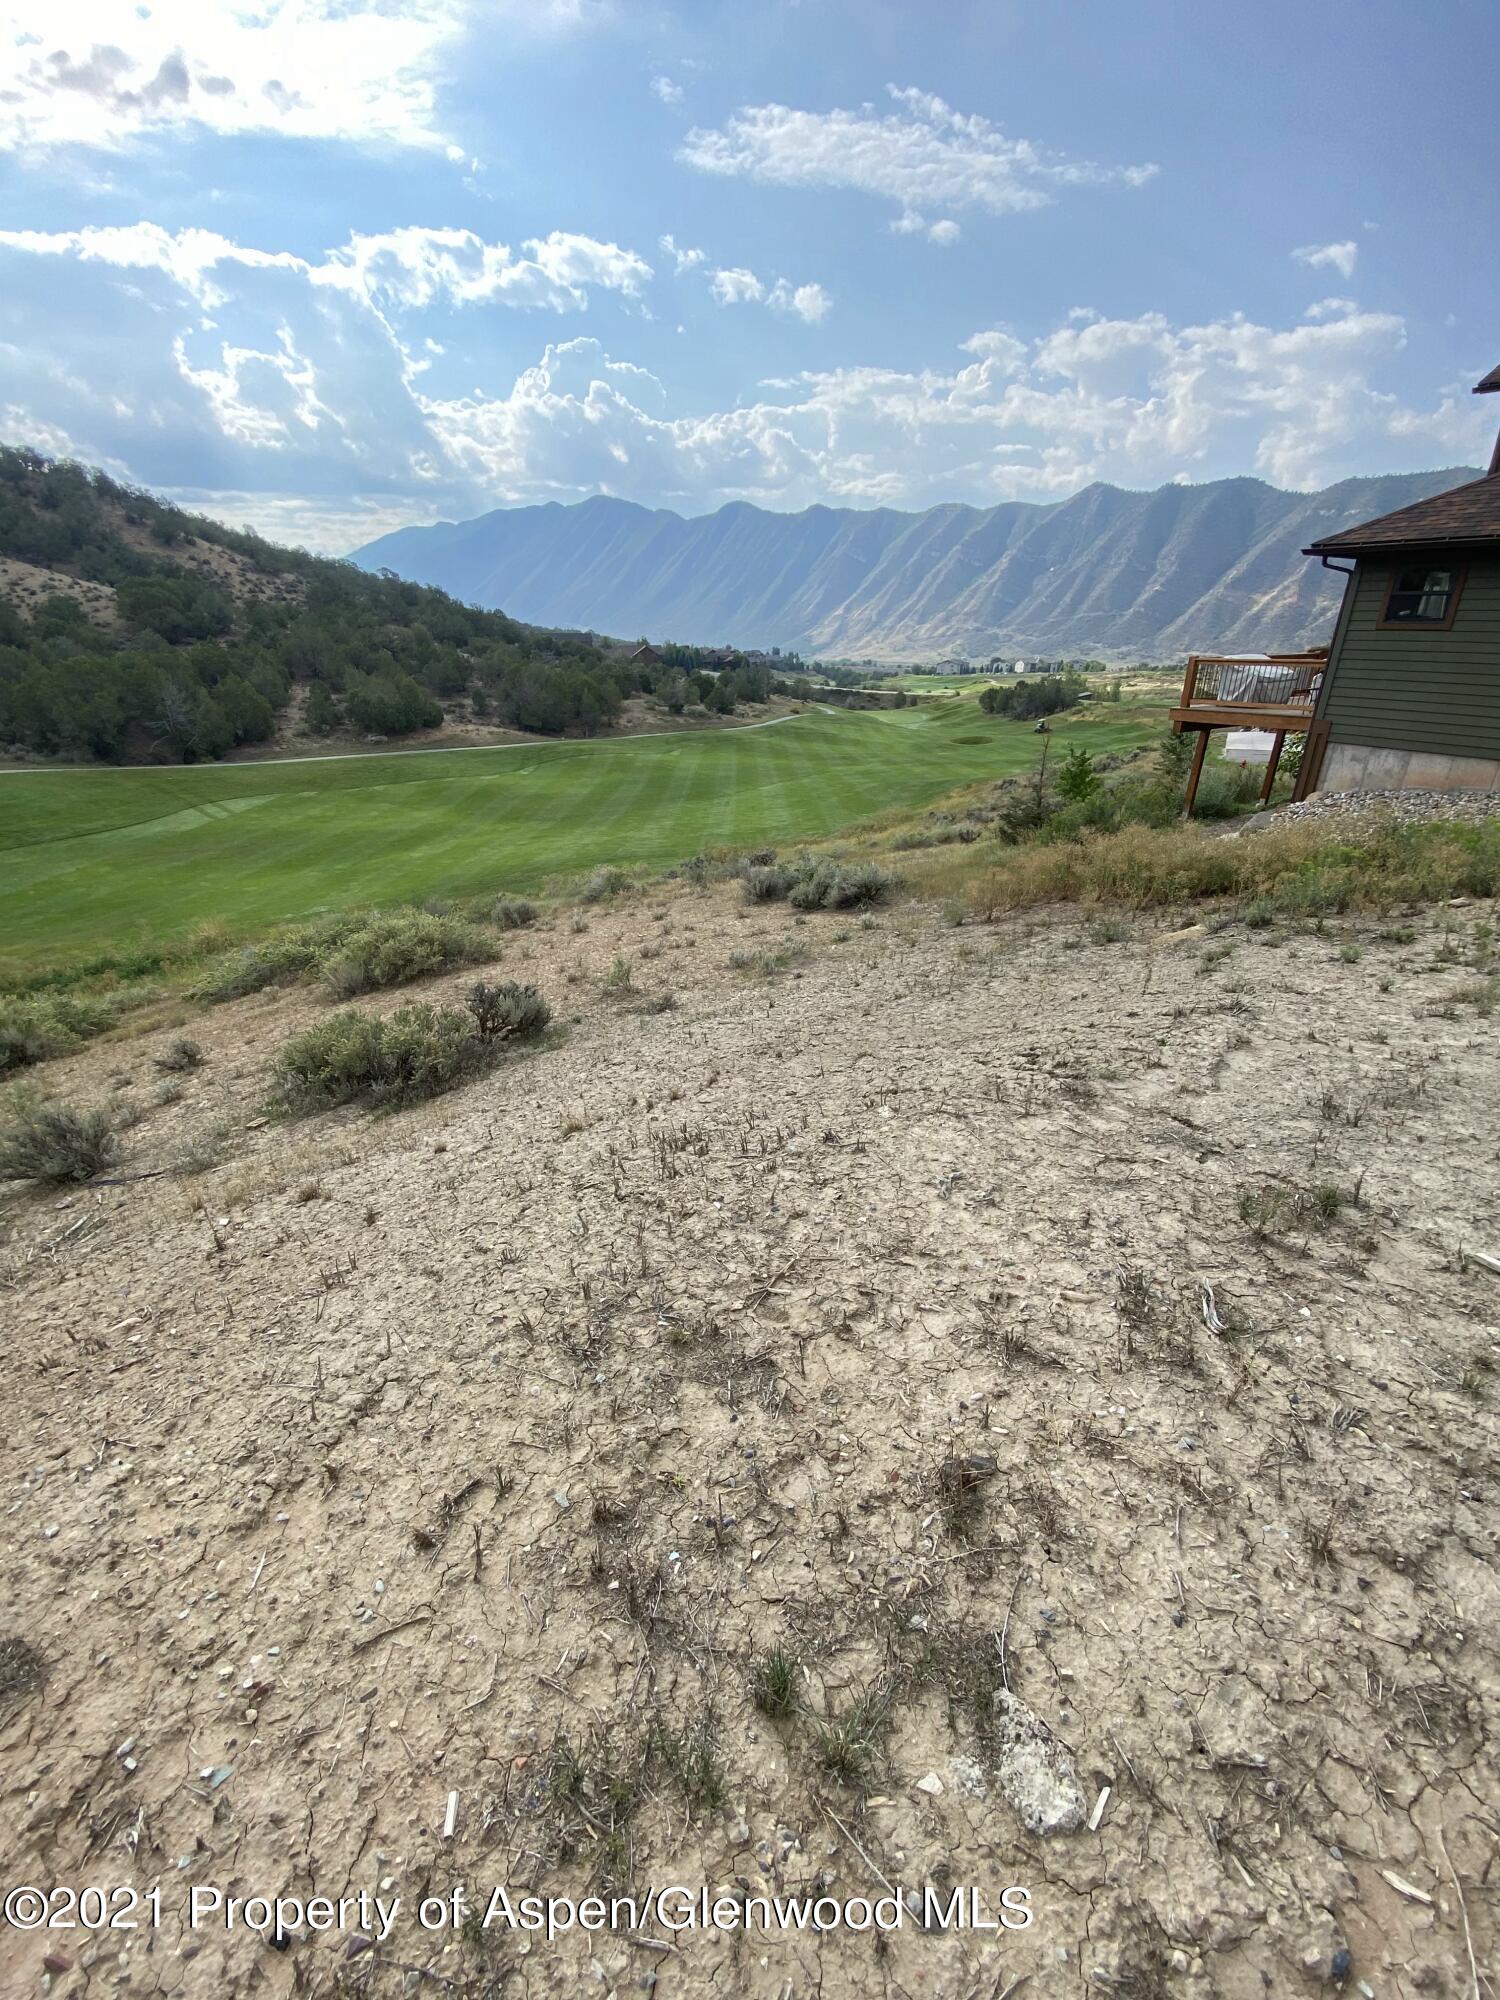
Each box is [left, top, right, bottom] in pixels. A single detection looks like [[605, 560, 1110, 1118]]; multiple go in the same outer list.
[[154, 1037, 204, 1073], [196, 912, 369, 1002], [740, 856, 898, 911], [788, 860, 898, 910], [465, 980, 551, 1041], [0, 992, 117, 1072], [493, 897, 538, 930], [580, 866, 631, 903], [742, 863, 795, 902], [0, 1099, 120, 1183], [272, 1004, 489, 1114], [1192, 763, 1262, 821], [321, 910, 493, 998]]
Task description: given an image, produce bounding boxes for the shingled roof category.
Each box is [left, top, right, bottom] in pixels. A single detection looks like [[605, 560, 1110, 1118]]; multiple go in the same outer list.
[[1305, 470, 1500, 555]]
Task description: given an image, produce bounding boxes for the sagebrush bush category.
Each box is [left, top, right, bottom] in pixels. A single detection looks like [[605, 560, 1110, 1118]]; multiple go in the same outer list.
[[0, 1099, 120, 1183], [493, 897, 538, 930], [465, 980, 551, 1040], [742, 863, 795, 902], [196, 912, 368, 1002], [789, 860, 897, 910], [321, 910, 493, 998], [272, 1004, 487, 1113], [154, 1036, 204, 1073], [197, 908, 494, 1003], [0, 992, 117, 1072], [580, 866, 631, 903], [739, 856, 898, 911]]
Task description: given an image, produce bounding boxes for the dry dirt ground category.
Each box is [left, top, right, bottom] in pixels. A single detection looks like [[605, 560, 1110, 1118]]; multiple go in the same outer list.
[[3, 888, 1498, 2000]]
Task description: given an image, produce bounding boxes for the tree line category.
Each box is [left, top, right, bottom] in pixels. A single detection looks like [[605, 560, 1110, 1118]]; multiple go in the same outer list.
[[0, 449, 791, 763]]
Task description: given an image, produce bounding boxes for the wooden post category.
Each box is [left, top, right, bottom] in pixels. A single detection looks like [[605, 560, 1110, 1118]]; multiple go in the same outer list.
[[1184, 727, 1210, 817], [1182, 656, 1201, 708], [1260, 731, 1286, 802]]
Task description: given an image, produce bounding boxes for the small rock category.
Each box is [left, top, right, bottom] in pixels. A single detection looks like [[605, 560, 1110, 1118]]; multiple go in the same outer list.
[[991, 1690, 1086, 1836], [915, 1771, 944, 1796]]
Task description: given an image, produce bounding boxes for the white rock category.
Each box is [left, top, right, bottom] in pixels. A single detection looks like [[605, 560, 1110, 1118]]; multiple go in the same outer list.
[[991, 1690, 1086, 1836], [915, 1772, 944, 1796]]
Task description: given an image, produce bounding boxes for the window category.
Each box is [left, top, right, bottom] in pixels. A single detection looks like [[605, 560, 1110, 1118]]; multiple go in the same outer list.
[[1378, 565, 1464, 628]]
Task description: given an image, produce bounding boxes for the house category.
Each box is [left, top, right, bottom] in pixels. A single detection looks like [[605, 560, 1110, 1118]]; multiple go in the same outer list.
[[1171, 364, 1500, 811], [630, 643, 662, 669]]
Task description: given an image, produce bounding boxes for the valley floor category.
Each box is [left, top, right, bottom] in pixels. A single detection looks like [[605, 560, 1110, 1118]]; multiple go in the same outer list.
[[2, 886, 1497, 1998]]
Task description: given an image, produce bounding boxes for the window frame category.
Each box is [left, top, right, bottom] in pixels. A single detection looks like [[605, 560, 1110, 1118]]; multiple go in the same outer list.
[[1376, 561, 1466, 632]]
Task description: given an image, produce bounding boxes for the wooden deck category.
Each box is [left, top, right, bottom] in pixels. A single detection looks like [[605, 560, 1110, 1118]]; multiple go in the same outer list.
[[1169, 652, 1325, 734], [1170, 652, 1328, 813]]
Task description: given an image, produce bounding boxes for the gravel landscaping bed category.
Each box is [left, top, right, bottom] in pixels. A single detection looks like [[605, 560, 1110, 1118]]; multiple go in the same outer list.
[[1237, 786, 1500, 834]]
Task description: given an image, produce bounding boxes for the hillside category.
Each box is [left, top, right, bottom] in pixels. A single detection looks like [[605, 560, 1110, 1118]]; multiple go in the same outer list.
[[4, 855, 1497, 1998], [0, 448, 775, 765], [351, 468, 1480, 661]]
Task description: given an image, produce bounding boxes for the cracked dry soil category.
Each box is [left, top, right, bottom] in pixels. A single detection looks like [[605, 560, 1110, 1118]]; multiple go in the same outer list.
[[2, 887, 1497, 1999]]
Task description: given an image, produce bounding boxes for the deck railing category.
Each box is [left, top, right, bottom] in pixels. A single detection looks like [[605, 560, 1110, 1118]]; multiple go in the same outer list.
[[1178, 652, 1326, 712]]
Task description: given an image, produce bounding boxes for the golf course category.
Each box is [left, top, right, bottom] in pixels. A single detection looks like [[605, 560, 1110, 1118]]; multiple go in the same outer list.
[[0, 697, 1159, 974]]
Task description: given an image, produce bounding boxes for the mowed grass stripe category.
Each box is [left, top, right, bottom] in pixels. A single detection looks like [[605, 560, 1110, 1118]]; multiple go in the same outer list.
[[0, 706, 1160, 971]]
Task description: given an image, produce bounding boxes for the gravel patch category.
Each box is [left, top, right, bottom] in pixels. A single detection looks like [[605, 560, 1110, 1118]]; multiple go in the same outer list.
[[1237, 786, 1500, 835]]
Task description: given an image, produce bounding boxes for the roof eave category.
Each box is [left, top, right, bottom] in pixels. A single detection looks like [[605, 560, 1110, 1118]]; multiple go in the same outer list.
[[1304, 533, 1500, 558]]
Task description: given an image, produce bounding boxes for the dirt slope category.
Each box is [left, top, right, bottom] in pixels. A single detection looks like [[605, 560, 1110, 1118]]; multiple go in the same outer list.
[[2, 891, 1497, 1998]]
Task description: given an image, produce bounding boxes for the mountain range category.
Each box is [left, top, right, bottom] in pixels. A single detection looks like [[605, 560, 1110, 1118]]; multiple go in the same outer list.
[[351, 468, 1478, 662]]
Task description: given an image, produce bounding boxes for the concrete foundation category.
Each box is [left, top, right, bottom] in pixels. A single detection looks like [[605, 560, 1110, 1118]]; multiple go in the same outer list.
[[1319, 743, 1500, 793]]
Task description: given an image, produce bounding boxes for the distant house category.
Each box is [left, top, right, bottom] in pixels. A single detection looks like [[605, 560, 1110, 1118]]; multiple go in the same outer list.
[[1171, 364, 1500, 809], [630, 643, 662, 668]]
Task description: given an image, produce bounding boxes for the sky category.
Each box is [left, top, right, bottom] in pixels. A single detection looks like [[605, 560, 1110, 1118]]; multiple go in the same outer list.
[[1, 0, 1497, 553]]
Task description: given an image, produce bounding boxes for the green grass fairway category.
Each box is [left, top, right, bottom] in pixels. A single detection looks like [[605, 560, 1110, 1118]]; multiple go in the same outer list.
[[0, 701, 1160, 973]]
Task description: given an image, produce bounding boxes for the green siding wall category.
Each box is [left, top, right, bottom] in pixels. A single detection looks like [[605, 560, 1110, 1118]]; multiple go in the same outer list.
[[1318, 553, 1500, 756]]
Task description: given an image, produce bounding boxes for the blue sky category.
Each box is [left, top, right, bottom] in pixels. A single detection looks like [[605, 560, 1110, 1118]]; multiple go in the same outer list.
[[1, 0, 1496, 551]]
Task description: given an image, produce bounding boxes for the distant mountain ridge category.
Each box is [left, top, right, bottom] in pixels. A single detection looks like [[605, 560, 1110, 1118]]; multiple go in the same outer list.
[[350, 469, 1481, 661]]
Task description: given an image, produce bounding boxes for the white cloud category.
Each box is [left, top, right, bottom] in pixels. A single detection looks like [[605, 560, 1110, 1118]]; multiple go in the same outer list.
[[0, 0, 606, 153], [0, 223, 1488, 548], [706, 265, 829, 323], [0, 221, 651, 316], [766, 279, 831, 324], [658, 233, 704, 273], [316, 227, 651, 312], [708, 266, 764, 307], [408, 305, 1493, 514], [1304, 296, 1358, 320], [1293, 240, 1358, 279], [682, 83, 1157, 237], [0, 0, 472, 153], [650, 75, 683, 106]]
